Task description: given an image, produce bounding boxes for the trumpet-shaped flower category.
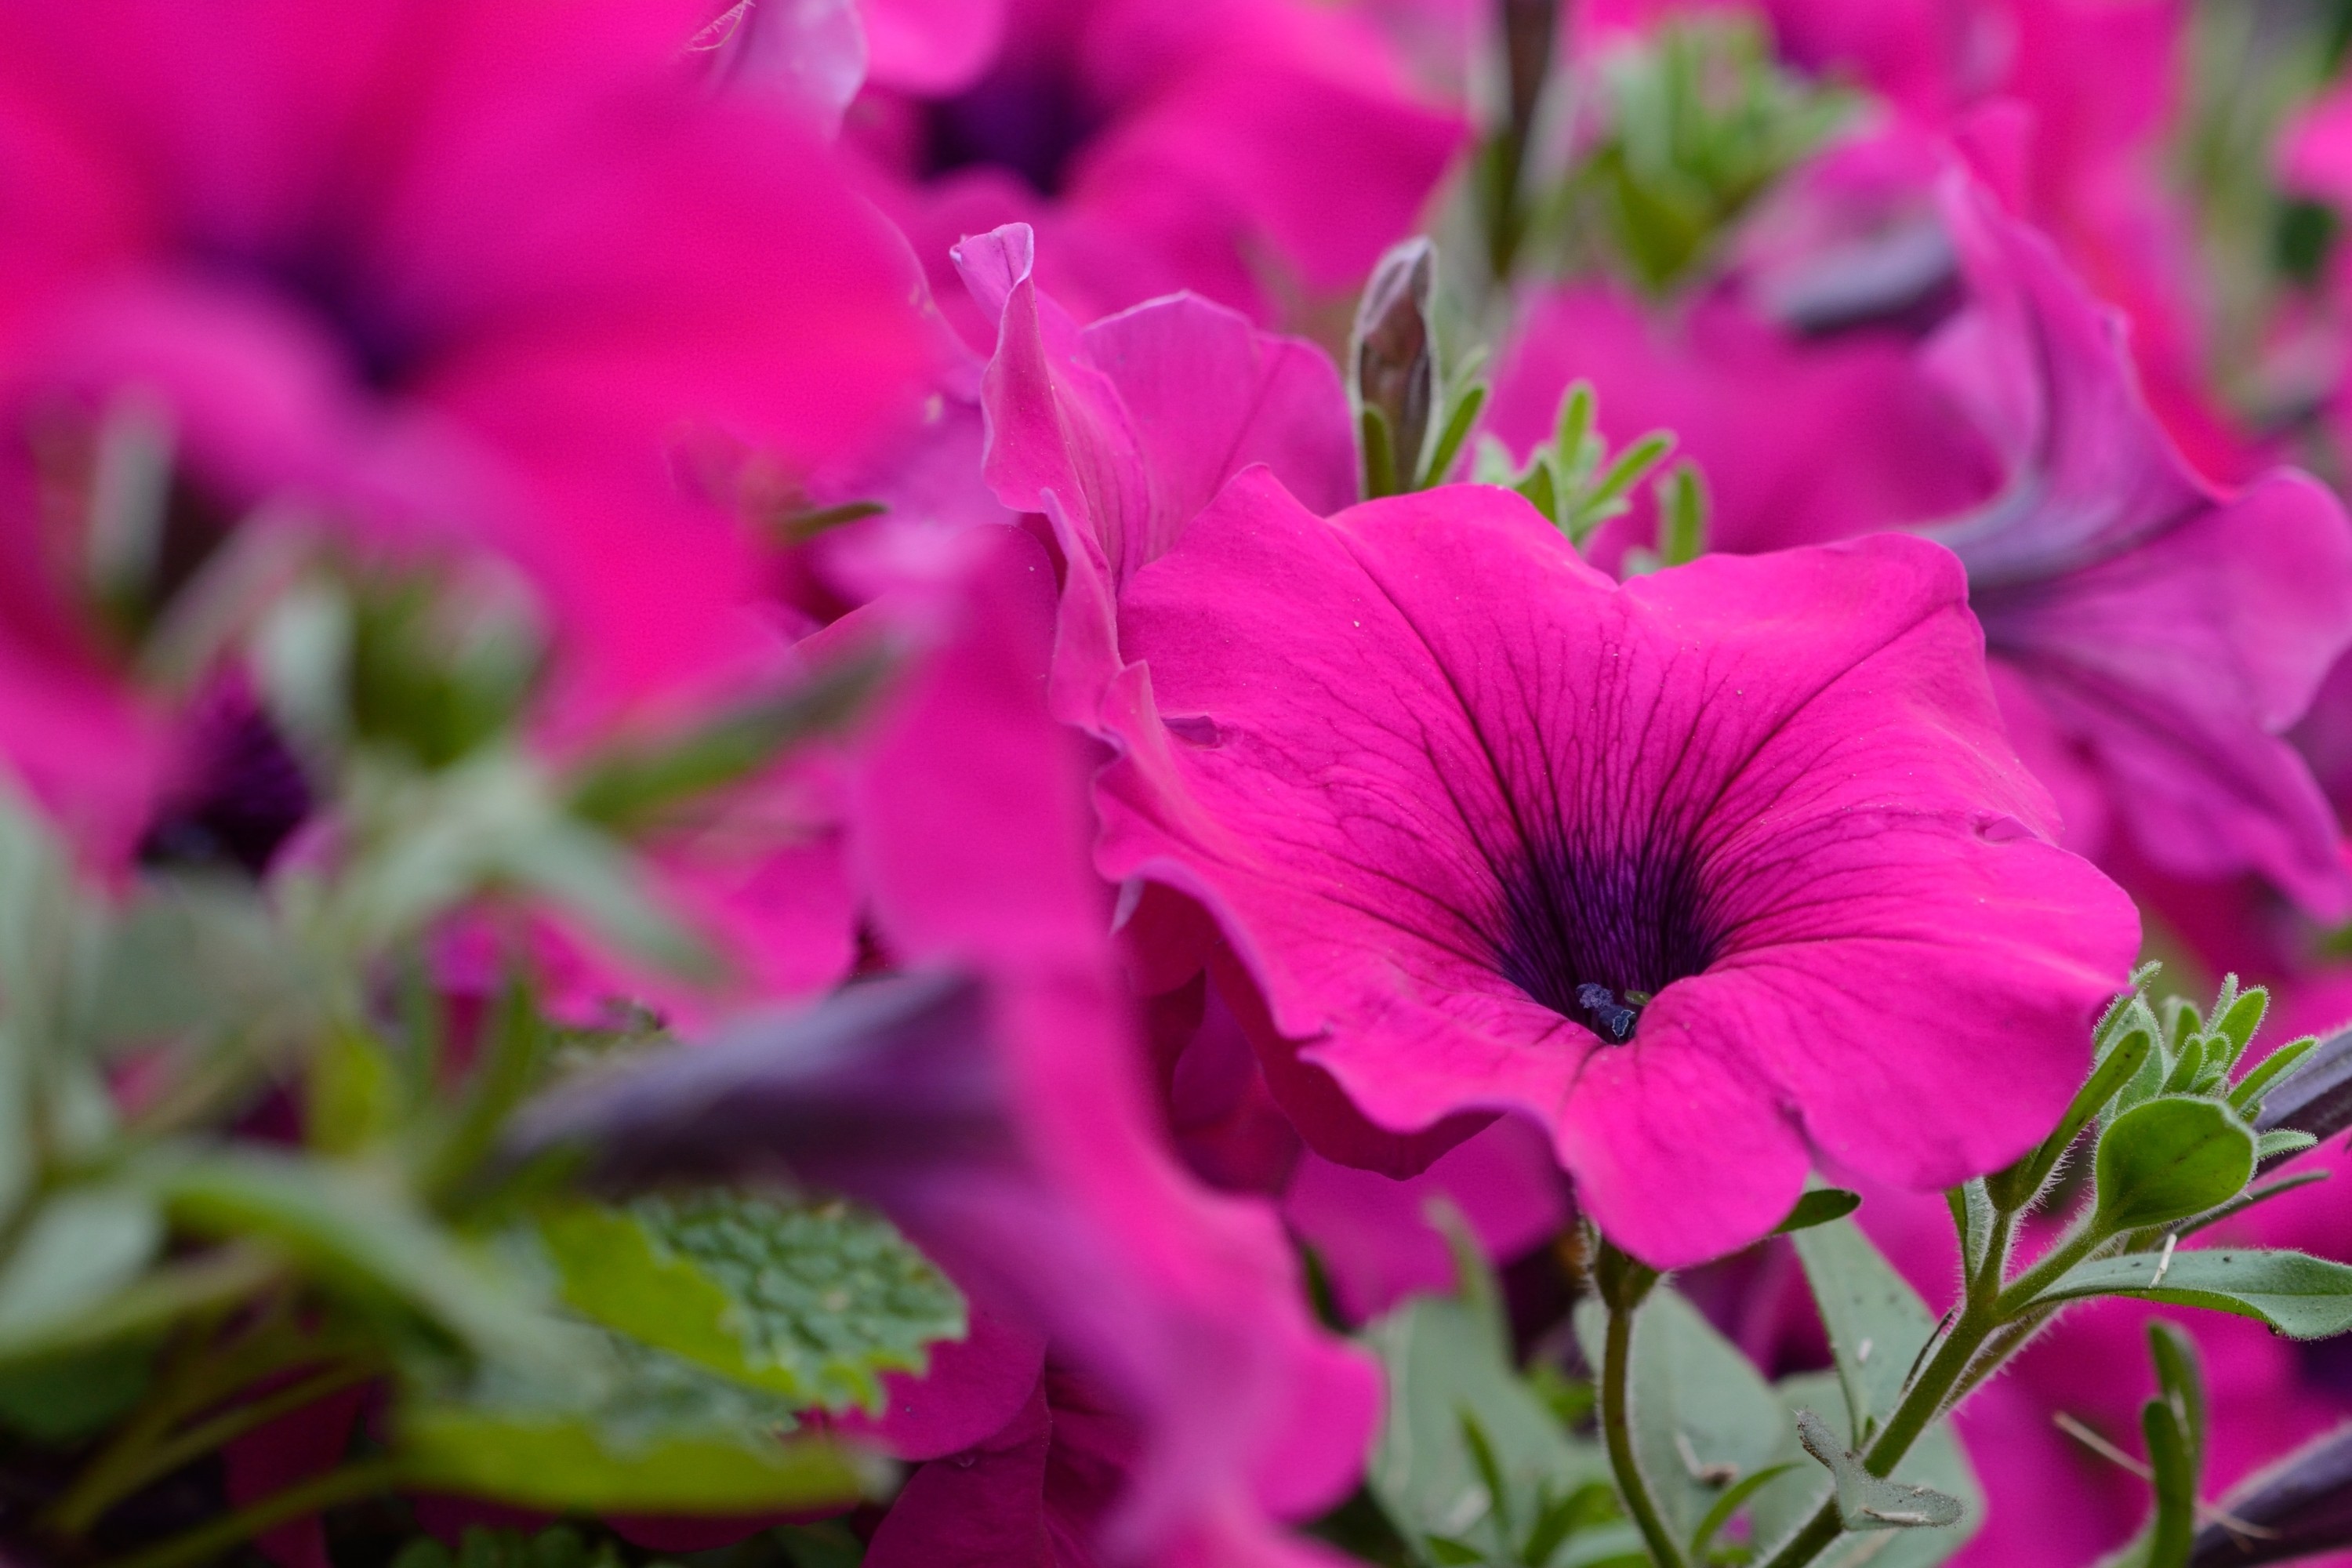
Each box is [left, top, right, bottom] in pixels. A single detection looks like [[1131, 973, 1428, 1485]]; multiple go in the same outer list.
[[1095, 470, 2137, 1265]]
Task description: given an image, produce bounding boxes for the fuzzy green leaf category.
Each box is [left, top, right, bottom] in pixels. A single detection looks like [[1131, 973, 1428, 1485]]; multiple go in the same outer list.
[[2034, 1247, 2352, 1338]]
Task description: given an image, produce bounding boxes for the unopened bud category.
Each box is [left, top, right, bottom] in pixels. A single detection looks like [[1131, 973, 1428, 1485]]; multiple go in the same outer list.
[[1354, 238, 1436, 497]]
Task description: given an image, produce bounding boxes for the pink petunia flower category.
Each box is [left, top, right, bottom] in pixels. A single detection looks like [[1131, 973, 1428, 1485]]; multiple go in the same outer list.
[[952, 222, 1357, 728], [0, 0, 929, 853], [520, 528, 1380, 1564], [845, 0, 1467, 337], [1092, 469, 2138, 1265]]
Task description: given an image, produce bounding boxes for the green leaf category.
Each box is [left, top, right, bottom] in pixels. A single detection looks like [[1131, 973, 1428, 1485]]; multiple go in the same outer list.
[[537, 1189, 965, 1414], [1687, 1463, 1798, 1559], [1572, 1286, 1785, 1540], [2230, 1035, 2318, 1115], [1421, 383, 1489, 491], [1773, 1188, 1860, 1236], [2212, 984, 2268, 1071], [2256, 1129, 2320, 1161], [568, 648, 893, 835], [152, 1147, 575, 1373], [2145, 1321, 2205, 1472], [1793, 1409, 1963, 1530], [2140, 1395, 2195, 1568], [1791, 1217, 1940, 1445], [397, 1332, 887, 1513], [1990, 1022, 2154, 1210], [0, 1338, 155, 1442], [1364, 1254, 1607, 1563], [87, 874, 321, 1065], [2093, 1097, 2256, 1233], [2033, 1247, 2352, 1338], [1654, 461, 1708, 566], [2177, 1168, 2331, 1238], [1515, 454, 1560, 526], [0, 1185, 162, 1341], [1745, 1374, 1980, 1568]]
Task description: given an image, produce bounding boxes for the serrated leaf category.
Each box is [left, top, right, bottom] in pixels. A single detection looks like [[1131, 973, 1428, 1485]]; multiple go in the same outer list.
[[2031, 1247, 2352, 1338], [2095, 1098, 2256, 1233], [1365, 1258, 1607, 1562], [1573, 1286, 1784, 1540], [1746, 1374, 1981, 1568], [538, 1189, 964, 1414], [1794, 1409, 1963, 1530], [1791, 1217, 1938, 1443]]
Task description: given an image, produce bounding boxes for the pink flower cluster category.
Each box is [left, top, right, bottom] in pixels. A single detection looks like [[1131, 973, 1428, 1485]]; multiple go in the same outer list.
[[7, 0, 2352, 1564]]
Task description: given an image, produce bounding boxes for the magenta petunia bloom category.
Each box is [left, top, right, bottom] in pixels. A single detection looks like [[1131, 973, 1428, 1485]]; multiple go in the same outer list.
[[953, 222, 1356, 727], [1094, 470, 2137, 1265], [849, 0, 1466, 336], [1918, 179, 2352, 918]]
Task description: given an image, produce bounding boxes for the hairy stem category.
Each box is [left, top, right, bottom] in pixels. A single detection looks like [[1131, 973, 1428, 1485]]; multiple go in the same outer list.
[[1600, 1287, 1690, 1568], [1755, 1203, 2020, 1568]]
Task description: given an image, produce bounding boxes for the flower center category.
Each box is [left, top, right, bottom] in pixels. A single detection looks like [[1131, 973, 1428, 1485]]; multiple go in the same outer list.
[[1494, 838, 1720, 1042]]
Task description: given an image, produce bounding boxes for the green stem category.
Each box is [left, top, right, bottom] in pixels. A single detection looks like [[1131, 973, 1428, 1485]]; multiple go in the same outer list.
[[1599, 1277, 1690, 1568], [1756, 1203, 2021, 1568], [53, 1360, 380, 1534], [89, 1458, 406, 1568], [1994, 1221, 2109, 1320]]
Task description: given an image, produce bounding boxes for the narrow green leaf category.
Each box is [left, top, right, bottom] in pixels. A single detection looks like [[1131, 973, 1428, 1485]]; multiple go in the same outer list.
[[2032, 1247, 2352, 1338], [2230, 1035, 2318, 1114], [2093, 1097, 2257, 1234], [2211, 987, 2267, 1072], [2146, 1321, 2205, 1472], [568, 648, 893, 834], [1993, 1023, 2154, 1211], [2141, 1396, 2196, 1568], [0, 1185, 162, 1341], [2177, 1169, 2332, 1239], [1421, 383, 1488, 491], [2256, 1129, 2321, 1162], [1655, 461, 1708, 566], [2161, 1036, 2209, 1097], [1516, 455, 1561, 527], [1773, 1188, 1860, 1235], [397, 1398, 882, 1514], [1554, 383, 1599, 488], [1686, 1462, 1798, 1559]]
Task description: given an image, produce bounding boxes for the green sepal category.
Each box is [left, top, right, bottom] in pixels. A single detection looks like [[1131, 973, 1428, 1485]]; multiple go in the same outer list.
[[1773, 1188, 1860, 1235]]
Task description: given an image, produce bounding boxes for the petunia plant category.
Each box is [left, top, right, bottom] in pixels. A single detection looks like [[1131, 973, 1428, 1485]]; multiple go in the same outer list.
[[1343, 971, 2352, 1568]]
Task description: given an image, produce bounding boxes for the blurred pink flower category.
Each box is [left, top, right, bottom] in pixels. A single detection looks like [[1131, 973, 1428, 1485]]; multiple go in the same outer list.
[[0, 0, 929, 850], [840, 527, 1381, 1563], [847, 0, 1467, 336], [1918, 179, 2352, 919], [1094, 471, 2137, 1265]]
